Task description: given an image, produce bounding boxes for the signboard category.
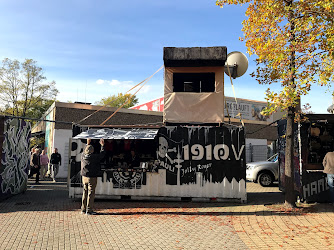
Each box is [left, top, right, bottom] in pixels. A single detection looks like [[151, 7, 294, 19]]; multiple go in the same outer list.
[[224, 98, 273, 122]]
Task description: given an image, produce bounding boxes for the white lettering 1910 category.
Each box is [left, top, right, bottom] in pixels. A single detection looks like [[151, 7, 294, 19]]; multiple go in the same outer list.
[[182, 144, 245, 161]]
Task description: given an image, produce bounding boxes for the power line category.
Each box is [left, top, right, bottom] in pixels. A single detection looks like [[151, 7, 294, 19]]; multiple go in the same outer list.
[[0, 114, 73, 124], [246, 119, 280, 135]]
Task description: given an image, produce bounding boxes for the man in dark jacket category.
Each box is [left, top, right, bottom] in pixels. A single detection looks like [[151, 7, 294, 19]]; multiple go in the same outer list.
[[50, 148, 61, 182], [28, 148, 41, 184], [81, 138, 105, 215]]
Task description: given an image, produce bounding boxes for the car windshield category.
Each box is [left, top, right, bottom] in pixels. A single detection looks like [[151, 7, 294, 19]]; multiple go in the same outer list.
[[267, 154, 278, 162]]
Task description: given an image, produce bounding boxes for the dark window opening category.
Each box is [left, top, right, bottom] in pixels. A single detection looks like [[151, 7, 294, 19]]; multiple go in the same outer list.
[[173, 73, 215, 92]]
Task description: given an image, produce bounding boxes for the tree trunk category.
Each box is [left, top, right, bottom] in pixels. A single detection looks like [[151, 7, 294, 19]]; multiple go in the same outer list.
[[284, 0, 297, 208], [285, 106, 296, 207]]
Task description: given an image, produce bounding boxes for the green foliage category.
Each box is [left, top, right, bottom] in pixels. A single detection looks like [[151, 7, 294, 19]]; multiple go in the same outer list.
[[29, 136, 45, 149], [95, 93, 139, 108], [0, 58, 58, 119]]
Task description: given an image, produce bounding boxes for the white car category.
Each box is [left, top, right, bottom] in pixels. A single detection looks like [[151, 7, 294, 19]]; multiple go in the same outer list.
[[246, 154, 279, 187]]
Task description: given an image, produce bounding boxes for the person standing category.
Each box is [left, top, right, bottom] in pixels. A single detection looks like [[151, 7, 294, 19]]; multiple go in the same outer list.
[[322, 151, 334, 204], [50, 148, 61, 182], [127, 149, 140, 168], [28, 148, 41, 184], [28, 147, 36, 176], [39, 150, 49, 180], [81, 139, 105, 215]]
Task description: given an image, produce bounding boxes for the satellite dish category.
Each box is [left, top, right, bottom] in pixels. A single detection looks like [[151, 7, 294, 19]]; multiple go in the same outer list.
[[224, 51, 248, 78]]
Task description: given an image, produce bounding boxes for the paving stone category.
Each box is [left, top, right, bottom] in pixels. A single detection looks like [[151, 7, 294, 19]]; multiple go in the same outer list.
[[0, 180, 333, 249]]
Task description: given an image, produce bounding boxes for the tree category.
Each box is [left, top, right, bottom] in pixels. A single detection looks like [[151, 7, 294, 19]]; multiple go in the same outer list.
[[216, 0, 334, 207], [30, 136, 45, 149], [0, 58, 58, 118], [95, 93, 139, 108]]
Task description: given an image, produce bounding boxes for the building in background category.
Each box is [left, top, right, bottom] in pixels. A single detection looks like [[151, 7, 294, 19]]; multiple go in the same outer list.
[[132, 96, 283, 162], [31, 102, 163, 179], [32, 95, 283, 181]]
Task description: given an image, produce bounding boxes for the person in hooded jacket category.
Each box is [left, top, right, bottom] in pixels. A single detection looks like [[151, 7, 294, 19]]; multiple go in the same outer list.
[[81, 138, 105, 215]]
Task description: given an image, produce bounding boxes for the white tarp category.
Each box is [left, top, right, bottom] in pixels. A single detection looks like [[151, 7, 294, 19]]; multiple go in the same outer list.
[[73, 128, 159, 140]]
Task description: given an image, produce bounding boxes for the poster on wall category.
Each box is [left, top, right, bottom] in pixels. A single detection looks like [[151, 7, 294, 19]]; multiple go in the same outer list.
[[224, 98, 273, 122], [277, 119, 301, 193]]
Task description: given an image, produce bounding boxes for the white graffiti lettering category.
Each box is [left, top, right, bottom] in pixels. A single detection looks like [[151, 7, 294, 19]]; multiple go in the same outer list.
[[232, 145, 245, 161], [213, 144, 229, 160], [191, 144, 204, 160], [159, 160, 176, 173], [181, 166, 197, 177], [183, 144, 235, 161], [197, 163, 212, 171]]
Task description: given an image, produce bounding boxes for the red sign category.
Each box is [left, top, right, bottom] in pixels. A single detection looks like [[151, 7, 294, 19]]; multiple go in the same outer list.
[[131, 97, 164, 112]]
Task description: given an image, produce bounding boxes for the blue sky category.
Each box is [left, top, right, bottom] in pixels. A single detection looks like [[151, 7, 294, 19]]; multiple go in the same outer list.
[[0, 0, 332, 113]]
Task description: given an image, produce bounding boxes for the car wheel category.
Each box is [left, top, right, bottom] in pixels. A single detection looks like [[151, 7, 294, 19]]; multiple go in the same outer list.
[[258, 172, 273, 187]]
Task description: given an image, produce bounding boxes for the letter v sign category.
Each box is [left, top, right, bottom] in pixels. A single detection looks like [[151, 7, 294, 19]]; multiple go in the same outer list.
[[232, 145, 245, 160]]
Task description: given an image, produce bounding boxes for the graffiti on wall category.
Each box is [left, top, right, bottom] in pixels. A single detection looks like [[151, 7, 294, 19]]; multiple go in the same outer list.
[[277, 120, 301, 193], [156, 126, 246, 186], [70, 125, 246, 191], [302, 174, 329, 202], [111, 172, 146, 189], [0, 118, 31, 198]]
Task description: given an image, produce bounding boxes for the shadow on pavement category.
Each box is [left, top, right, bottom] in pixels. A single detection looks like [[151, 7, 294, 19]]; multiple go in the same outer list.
[[1, 180, 332, 215]]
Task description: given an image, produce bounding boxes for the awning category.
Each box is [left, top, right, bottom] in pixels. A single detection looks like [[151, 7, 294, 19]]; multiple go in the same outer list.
[[73, 128, 159, 140]]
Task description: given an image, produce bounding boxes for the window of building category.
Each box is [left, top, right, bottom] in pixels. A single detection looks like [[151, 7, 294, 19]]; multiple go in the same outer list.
[[173, 73, 215, 92]]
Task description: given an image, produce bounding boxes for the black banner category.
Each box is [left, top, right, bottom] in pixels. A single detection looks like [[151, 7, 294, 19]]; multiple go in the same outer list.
[[156, 125, 246, 185]]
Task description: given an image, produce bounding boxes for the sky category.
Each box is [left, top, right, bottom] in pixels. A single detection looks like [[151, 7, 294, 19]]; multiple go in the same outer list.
[[0, 0, 332, 113]]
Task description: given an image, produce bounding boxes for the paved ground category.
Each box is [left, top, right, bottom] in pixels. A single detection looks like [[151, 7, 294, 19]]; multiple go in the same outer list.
[[0, 180, 333, 250]]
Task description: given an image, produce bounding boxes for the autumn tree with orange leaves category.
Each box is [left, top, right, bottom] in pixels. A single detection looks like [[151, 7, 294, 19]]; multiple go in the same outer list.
[[216, 0, 334, 207]]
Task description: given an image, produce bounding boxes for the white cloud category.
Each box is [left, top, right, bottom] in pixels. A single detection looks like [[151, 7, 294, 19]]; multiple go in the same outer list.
[[110, 79, 133, 86], [109, 79, 121, 86], [95, 79, 134, 87], [94, 78, 153, 95], [96, 79, 105, 85], [137, 85, 150, 94], [92, 78, 154, 98]]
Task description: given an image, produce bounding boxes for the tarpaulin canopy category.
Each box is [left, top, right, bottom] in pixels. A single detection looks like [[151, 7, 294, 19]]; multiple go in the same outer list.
[[164, 67, 225, 124], [73, 128, 159, 140]]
